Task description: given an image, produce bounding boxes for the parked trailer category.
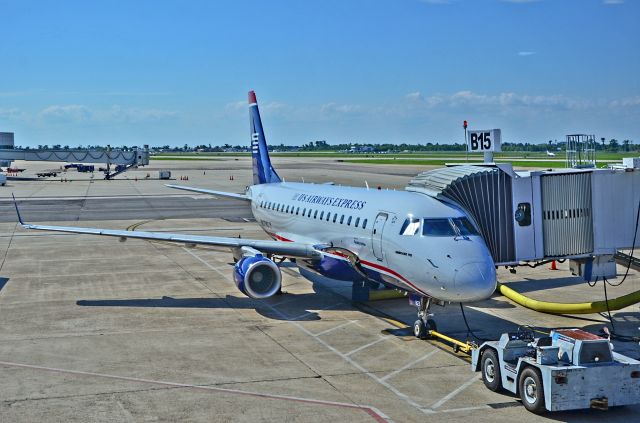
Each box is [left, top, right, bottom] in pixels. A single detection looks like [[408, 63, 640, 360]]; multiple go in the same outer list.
[[36, 171, 58, 177], [471, 328, 640, 413], [77, 165, 94, 172]]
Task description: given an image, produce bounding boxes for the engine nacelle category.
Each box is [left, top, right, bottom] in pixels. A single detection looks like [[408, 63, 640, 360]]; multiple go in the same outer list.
[[233, 254, 282, 299]]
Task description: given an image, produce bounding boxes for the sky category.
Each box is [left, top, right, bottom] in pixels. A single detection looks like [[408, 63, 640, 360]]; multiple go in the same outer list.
[[0, 0, 639, 147]]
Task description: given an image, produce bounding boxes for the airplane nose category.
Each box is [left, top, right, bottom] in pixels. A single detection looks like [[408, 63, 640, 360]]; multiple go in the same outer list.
[[453, 261, 497, 302]]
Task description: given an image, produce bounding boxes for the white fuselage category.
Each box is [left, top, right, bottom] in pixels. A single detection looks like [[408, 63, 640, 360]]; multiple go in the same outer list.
[[248, 182, 496, 302]]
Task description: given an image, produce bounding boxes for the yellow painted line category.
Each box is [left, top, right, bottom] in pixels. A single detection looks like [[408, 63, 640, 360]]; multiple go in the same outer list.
[[380, 317, 409, 329]]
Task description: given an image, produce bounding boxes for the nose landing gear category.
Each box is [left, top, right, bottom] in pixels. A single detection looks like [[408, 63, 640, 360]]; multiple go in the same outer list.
[[413, 296, 437, 339]]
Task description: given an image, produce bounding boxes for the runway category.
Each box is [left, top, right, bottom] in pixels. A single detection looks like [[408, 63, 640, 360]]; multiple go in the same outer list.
[[0, 195, 252, 222]]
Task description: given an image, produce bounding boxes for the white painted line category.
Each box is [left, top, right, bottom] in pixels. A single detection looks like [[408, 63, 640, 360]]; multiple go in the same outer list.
[[184, 248, 230, 280], [345, 336, 386, 356], [440, 405, 492, 413], [289, 303, 341, 321], [380, 349, 439, 382], [313, 320, 357, 337], [0, 360, 390, 422], [289, 314, 435, 416], [429, 374, 480, 410], [269, 297, 297, 308], [184, 249, 432, 417]]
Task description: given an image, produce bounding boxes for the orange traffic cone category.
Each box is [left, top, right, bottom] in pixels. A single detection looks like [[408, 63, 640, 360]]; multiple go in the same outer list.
[[550, 260, 558, 270]]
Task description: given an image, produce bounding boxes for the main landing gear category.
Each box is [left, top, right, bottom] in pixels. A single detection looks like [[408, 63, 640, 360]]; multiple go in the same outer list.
[[413, 296, 437, 339]]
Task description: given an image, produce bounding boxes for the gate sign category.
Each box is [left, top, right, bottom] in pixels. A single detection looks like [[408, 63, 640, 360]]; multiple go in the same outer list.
[[467, 129, 501, 152]]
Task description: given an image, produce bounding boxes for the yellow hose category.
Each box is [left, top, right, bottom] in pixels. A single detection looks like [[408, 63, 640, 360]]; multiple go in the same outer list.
[[497, 282, 640, 314]]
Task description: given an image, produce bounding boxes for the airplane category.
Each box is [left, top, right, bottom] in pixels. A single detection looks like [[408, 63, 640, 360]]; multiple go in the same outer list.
[[12, 91, 497, 338], [545, 150, 556, 157]]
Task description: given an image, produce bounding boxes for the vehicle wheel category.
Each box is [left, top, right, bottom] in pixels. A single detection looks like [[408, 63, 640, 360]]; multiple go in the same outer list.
[[519, 367, 546, 414], [426, 318, 437, 333], [413, 319, 427, 339], [481, 349, 501, 392]]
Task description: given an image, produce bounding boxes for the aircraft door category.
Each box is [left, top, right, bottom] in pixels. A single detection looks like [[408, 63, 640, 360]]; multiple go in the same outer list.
[[371, 213, 388, 261]]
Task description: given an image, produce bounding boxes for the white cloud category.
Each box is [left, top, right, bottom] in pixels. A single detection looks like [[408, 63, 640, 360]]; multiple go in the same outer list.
[[405, 91, 424, 101], [609, 96, 640, 107], [518, 51, 536, 56], [320, 102, 362, 115], [37, 104, 177, 124], [0, 107, 24, 120], [224, 100, 245, 113], [39, 105, 92, 123]]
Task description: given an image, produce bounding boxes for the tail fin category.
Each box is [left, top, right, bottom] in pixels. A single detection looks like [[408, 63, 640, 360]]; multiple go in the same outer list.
[[249, 91, 281, 185]]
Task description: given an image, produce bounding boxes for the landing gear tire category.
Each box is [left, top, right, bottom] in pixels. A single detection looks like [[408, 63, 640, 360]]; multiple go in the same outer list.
[[481, 348, 501, 392], [413, 319, 427, 339], [414, 318, 436, 339], [413, 296, 437, 340], [519, 367, 546, 414]]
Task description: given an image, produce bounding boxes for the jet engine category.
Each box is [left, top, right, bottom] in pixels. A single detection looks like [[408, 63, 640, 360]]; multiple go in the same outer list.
[[233, 249, 282, 299]]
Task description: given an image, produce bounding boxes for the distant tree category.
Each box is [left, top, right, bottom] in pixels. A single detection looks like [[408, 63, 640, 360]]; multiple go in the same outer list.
[[609, 138, 619, 151]]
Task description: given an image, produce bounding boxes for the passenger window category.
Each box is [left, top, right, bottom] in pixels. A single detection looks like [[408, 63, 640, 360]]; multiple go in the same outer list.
[[286, 205, 290, 213], [307, 209, 312, 217], [326, 212, 331, 221], [333, 214, 337, 223], [320, 211, 324, 220], [314, 210, 318, 219], [422, 219, 456, 236], [347, 216, 352, 226], [362, 218, 367, 229], [303, 208, 306, 216], [355, 217, 360, 227], [296, 207, 300, 215], [340, 215, 345, 224], [452, 217, 480, 236], [400, 218, 420, 235], [515, 202, 532, 226]]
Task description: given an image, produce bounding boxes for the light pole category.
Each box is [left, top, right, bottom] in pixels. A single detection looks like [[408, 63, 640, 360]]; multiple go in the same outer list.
[[463, 120, 468, 162]]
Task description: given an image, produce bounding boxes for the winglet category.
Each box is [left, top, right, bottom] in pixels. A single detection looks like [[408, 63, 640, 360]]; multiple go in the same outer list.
[[12, 193, 25, 225]]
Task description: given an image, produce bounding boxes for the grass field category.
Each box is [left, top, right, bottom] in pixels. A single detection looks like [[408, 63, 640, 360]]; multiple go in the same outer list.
[[337, 159, 594, 168], [152, 151, 633, 161]]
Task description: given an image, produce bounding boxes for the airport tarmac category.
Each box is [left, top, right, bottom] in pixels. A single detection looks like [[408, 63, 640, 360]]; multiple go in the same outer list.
[[1, 157, 639, 422]]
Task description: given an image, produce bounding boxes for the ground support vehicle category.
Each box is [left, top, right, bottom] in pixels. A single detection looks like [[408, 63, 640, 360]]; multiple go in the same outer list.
[[471, 328, 640, 413]]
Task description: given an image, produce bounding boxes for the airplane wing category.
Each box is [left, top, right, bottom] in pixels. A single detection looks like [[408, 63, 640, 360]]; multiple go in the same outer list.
[[12, 195, 321, 259], [165, 184, 249, 201]]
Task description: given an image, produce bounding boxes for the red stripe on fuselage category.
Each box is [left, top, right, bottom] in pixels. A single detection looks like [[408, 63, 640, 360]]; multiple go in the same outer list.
[[308, 242, 429, 297]]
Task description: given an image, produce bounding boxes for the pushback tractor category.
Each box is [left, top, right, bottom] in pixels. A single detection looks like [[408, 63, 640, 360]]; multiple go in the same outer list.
[[471, 328, 640, 413]]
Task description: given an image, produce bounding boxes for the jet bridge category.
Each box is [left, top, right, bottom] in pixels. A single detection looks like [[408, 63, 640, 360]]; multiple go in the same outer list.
[[406, 163, 640, 278], [0, 145, 149, 179]]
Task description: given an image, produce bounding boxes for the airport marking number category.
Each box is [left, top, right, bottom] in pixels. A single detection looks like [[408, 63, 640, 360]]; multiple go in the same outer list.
[[470, 132, 491, 151]]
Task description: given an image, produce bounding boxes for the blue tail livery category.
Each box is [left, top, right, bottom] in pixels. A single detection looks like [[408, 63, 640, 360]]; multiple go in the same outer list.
[[249, 91, 281, 185]]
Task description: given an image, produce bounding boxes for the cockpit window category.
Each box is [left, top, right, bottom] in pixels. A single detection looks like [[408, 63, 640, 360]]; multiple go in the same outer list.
[[422, 218, 456, 236], [451, 217, 480, 236], [400, 217, 421, 235]]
